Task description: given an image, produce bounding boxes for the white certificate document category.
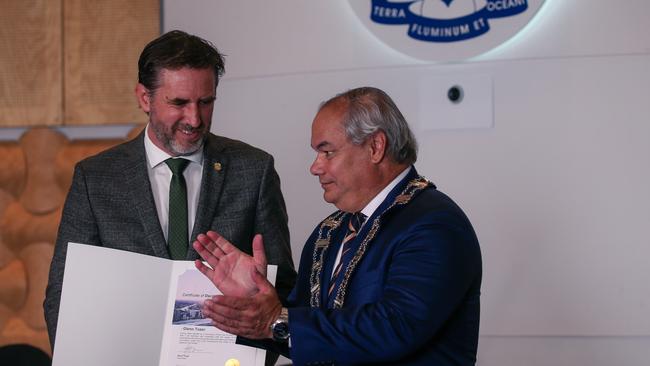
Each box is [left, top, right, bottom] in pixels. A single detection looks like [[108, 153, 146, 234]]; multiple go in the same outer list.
[[52, 243, 272, 366]]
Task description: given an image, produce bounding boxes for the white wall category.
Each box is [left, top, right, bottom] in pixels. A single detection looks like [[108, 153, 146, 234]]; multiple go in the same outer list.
[[164, 1, 650, 364]]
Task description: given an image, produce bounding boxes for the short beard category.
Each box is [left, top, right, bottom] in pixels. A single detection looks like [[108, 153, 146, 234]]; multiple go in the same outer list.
[[169, 133, 205, 156], [151, 119, 206, 156]]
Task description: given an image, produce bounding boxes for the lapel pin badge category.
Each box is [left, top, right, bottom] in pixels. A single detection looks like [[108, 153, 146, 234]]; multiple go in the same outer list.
[[213, 162, 222, 172]]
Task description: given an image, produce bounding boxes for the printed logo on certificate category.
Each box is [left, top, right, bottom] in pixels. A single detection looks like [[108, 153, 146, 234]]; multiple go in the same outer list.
[[161, 265, 275, 366]]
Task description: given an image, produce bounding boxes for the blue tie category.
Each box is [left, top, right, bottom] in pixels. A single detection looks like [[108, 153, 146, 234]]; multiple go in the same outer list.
[[328, 212, 366, 298]]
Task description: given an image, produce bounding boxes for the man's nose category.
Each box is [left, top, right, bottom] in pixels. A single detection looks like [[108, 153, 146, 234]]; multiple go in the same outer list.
[[309, 156, 322, 176], [185, 103, 201, 126]]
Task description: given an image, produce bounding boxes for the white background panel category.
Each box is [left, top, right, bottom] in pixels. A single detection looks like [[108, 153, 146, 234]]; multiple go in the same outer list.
[[164, 0, 650, 363], [164, 0, 650, 77], [477, 335, 650, 366], [208, 56, 650, 336]]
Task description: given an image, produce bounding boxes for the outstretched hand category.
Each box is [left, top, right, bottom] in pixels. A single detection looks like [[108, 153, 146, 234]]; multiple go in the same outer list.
[[193, 231, 267, 297]]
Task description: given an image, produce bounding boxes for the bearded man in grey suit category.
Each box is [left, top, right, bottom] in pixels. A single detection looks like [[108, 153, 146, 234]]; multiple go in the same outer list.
[[44, 30, 297, 359]]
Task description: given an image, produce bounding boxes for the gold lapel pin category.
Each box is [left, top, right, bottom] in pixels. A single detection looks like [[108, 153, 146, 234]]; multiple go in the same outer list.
[[213, 162, 222, 172]]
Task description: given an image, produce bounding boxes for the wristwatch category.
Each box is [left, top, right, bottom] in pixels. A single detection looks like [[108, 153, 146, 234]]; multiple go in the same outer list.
[[270, 307, 290, 342]]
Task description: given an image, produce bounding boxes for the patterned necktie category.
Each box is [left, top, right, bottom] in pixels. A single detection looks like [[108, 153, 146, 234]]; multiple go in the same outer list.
[[165, 158, 190, 260], [328, 212, 367, 298]]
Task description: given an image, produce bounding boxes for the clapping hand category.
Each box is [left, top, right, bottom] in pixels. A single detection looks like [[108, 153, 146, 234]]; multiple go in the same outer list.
[[193, 231, 282, 339], [193, 231, 267, 297]]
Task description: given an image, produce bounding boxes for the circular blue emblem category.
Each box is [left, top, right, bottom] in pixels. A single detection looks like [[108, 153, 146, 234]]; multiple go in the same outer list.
[[349, 0, 546, 61]]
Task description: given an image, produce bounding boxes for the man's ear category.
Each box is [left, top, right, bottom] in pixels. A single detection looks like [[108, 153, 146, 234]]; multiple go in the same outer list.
[[135, 83, 151, 113], [368, 130, 387, 164]]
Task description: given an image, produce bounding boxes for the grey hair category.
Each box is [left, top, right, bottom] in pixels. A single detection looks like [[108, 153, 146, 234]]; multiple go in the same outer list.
[[320, 87, 418, 165]]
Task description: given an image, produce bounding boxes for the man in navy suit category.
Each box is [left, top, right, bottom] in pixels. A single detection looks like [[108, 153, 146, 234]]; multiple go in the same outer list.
[[194, 87, 482, 365]]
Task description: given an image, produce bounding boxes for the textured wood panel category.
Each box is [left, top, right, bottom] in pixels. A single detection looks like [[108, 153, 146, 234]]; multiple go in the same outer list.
[[64, 0, 159, 125], [0, 0, 62, 126], [0, 125, 144, 355], [18, 128, 67, 214]]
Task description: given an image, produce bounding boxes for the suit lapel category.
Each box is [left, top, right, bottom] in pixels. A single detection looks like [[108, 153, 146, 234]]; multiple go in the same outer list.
[[188, 135, 228, 260], [124, 132, 170, 259], [320, 167, 426, 305], [367, 167, 423, 226]]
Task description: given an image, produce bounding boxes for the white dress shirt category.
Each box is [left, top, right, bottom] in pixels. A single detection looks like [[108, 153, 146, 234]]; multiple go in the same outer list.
[[331, 166, 411, 275], [143, 124, 204, 243]]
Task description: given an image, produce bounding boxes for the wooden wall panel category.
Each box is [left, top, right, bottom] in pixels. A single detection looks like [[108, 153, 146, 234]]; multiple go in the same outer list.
[[0, 0, 62, 127], [64, 0, 159, 125], [0, 125, 144, 355]]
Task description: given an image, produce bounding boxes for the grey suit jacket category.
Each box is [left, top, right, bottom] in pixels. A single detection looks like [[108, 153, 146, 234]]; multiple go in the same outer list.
[[44, 131, 296, 346]]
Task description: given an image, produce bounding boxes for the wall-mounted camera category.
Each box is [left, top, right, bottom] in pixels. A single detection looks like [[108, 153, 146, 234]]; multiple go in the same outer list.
[[447, 85, 464, 104]]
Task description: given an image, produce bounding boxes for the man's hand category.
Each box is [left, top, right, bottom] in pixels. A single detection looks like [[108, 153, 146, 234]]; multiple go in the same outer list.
[[202, 269, 283, 339], [193, 231, 267, 297]]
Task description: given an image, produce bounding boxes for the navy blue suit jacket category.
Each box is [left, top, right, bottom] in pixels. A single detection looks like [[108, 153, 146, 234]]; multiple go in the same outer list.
[[286, 167, 482, 365]]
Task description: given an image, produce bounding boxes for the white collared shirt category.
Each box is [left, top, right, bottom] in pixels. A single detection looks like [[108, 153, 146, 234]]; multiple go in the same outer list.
[[331, 166, 412, 275], [144, 124, 204, 243], [360, 167, 411, 221]]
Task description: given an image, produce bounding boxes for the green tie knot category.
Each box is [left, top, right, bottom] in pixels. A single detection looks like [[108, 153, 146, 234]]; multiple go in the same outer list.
[[165, 158, 190, 175]]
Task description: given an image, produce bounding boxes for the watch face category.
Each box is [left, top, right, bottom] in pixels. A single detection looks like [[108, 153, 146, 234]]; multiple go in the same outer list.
[[272, 321, 290, 341]]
